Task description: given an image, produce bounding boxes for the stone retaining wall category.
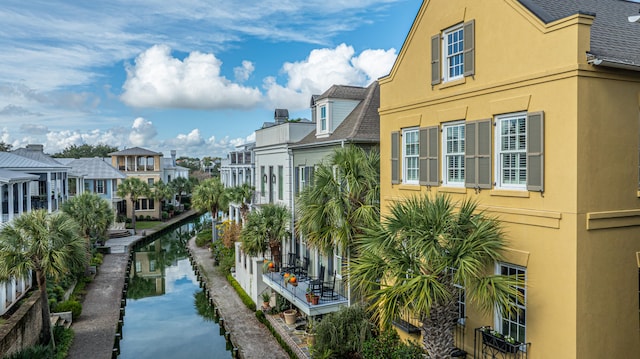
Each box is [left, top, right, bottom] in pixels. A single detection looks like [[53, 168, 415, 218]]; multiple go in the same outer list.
[[0, 290, 43, 357]]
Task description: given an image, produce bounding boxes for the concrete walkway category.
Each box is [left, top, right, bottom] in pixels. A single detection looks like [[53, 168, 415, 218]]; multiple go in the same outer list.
[[187, 239, 289, 359]]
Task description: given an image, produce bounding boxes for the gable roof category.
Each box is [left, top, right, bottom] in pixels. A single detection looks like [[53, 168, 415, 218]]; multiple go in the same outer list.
[[63, 158, 126, 179], [520, 0, 640, 69], [12, 146, 66, 166], [292, 81, 380, 148], [0, 151, 67, 169], [108, 147, 162, 156]]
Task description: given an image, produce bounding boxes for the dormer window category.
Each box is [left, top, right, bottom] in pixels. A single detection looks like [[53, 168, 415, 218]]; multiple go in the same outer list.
[[320, 105, 327, 132]]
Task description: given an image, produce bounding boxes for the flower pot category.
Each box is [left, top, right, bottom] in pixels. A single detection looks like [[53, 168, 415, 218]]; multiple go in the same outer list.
[[307, 333, 316, 346], [283, 309, 297, 325], [305, 293, 312, 302], [311, 295, 319, 305]]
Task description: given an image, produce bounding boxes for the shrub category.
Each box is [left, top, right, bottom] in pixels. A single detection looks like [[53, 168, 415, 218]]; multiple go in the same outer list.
[[55, 300, 82, 320], [313, 305, 375, 358], [145, 215, 151, 221], [195, 230, 211, 247], [5, 345, 52, 359], [162, 211, 169, 220], [225, 273, 256, 311], [255, 310, 296, 358], [53, 326, 74, 359], [91, 252, 104, 266], [125, 218, 132, 224], [361, 329, 424, 359]]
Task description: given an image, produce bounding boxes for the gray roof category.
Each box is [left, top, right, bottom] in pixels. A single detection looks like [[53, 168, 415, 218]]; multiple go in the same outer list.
[[12, 147, 66, 166], [314, 85, 370, 102], [0, 151, 68, 169], [108, 147, 162, 156], [0, 169, 39, 183], [520, 0, 640, 67], [292, 81, 380, 148], [64, 158, 126, 179]]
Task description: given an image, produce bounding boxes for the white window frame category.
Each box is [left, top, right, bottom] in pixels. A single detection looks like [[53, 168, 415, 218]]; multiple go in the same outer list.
[[334, 244, 343, 279], [298, 166, 306, 192], [495, 112, 528, 190], [495, 263, 526, 345], [95, 180, 106, 194], [442, 121, 465, 187], [403, 128, 419, 184], [442, 24, 464, 82], [135, 261, 141, 272], [320, 105, 328, 132]]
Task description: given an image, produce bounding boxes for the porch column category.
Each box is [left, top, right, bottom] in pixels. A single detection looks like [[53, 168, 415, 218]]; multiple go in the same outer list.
[[17, 182, 23, 216], [47, 172, 52, 213], [0, 282, 6, 314], [0, 184, 4, 224], [8, 183, 14, 221], [26, 182, 31, 212]]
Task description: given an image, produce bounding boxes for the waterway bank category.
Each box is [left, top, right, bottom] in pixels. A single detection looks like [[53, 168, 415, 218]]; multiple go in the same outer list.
[[186, 239, 289, 359]]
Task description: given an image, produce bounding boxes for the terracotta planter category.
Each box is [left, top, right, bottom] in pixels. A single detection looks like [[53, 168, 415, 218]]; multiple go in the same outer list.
[[284, 309, 297, 325], [311, 295, 319, 305], [305, 293, 312, 302], [307, 333, 316, 346]]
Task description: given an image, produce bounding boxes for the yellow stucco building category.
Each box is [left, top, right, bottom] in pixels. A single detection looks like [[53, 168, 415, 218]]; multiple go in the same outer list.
[[379, 0, 640, 357]]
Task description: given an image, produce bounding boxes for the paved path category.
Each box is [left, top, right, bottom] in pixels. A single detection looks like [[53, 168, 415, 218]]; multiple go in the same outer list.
[[187, 239, 289, 359]]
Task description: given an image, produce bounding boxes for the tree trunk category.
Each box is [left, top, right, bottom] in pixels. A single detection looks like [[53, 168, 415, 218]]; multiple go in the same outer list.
[[131, 199, 136, 234], [269, 241, 281, 269], [37, 271, 55, 348], [422, 298, 457, 359]]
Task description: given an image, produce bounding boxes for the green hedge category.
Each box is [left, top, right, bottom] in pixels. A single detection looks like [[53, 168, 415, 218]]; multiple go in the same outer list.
[[55, 300, 82, 320], [255, 311, 297, 359], [225, 273, 256, 311]]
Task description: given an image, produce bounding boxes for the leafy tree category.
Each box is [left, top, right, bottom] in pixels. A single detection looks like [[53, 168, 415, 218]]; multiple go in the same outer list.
[[170, 176, 192, 205], [313, 305, 375, 358], [52, 144, 119, 158], [176, 156, 201, 171], [0, 210, 86, 347], [229, 183, 255, 225], [116, 177, 150, 233], [191, 177, 229, 241], [297, 145, 380, 255], [0, 141, 13, 152], [240, 204, 289, 268], [351, 194, 523, 358]]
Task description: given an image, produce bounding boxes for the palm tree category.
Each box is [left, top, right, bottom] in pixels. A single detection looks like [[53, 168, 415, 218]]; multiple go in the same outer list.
[[0, 210, 86, 347], [152, 180, 174, 214], [230, 183, 255, 225], [350, 194, 523, 358], [241, 204, 289, 269], [170, 176, 192, 205], [116, 177, 150, 233], [191, 177, 229, 241], [61, 192, 114, 244], [296, 145, 380, 255]]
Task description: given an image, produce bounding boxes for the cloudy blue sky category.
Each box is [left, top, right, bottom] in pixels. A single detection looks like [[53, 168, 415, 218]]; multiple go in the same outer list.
[[0, 0, 420, 159]]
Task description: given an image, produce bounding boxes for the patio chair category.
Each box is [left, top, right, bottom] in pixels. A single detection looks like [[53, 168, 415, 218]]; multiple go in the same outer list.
[[281, 252, 297, 274], [321, 270, 338, 300], [309, 265, 325, 295], [295, 257, 309, 281]]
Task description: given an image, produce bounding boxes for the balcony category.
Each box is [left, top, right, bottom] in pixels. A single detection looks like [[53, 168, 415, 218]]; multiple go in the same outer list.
[[262, 270, 348, 316]]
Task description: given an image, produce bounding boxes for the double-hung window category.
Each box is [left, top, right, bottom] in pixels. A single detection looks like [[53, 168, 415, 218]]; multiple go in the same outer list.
[[496, 113, 527, 189], [278, 165, 283, 200], [95, 180, 106, 194], [497, 263, 526, 344], [320, 105, 327, 132], [442, 122, 465, 186], [403, 128, 419, 184], [443, 25, 464, 81]]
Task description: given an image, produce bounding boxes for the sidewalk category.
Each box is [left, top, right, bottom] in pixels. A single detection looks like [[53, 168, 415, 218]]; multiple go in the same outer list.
[[187, 239, 289, 359]]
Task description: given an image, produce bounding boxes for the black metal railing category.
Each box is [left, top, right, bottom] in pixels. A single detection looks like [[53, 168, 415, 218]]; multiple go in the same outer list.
[[474, 327, 530, 359]]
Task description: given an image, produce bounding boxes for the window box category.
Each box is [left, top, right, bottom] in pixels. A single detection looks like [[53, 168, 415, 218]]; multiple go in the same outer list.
[[480, 327, 520, 354]]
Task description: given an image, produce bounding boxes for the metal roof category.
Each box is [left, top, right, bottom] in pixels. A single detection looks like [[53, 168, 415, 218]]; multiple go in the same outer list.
[[0, 169, 39, 183], [108, 147, 162, 156], [64, 158, 126, 179]]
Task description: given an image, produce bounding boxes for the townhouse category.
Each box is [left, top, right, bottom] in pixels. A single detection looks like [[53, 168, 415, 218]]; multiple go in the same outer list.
[[379, 0, 640, 357]]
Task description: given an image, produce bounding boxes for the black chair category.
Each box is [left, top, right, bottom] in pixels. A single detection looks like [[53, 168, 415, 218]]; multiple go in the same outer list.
[[295, 257, 309, 280], [321, 270, 338, 300], [309, 265, 325, 295], [281, 252, 297, 274]]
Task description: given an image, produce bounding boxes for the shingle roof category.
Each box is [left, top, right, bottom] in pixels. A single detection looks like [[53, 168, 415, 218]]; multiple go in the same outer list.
[[108, 147, 162, 156], [520, 0, 640, 67], [64, 158, 126, 179], [292, 81, 380, 147], [314, 85, 370, 101]]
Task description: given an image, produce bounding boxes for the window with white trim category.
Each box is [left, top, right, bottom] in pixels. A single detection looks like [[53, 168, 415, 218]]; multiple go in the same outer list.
[[442, 122, 465, 186], [443, 24, 464, 82], [320, 105, 327, 132], [95, 180, 106, 194], [334, 244, 343, 278], [403, 128, 419, 184], [149, 259, 156, 272], [496, 263, 526, 344], [496, 113, 527, 189], [135, 261, 141, 272]]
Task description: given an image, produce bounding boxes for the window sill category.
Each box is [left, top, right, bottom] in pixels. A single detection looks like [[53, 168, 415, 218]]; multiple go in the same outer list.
[[439, 77, 466, 89], [397, 184, 421, 191], [490, 189, 530, 198], [438, 186, 467, 194]]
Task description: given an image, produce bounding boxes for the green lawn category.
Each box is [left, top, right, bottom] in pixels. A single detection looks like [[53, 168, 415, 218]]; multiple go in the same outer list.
[[129, 221, 164, 230]]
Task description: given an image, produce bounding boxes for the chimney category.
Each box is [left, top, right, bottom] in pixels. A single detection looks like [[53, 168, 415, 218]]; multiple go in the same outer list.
[[26, 144, 44, 152], [171, 150, 176, 166], [274, 109, 289, 124]]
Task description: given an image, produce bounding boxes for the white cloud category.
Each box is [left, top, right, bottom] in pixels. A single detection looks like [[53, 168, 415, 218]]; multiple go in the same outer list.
[[121, 45, 262, 109], [129, 117, 158, 146], [234, 61, 255, 82], [264, 43, 396, 110]]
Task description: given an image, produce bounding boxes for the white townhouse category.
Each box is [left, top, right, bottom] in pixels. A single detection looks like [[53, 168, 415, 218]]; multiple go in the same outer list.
[[220, 142, 256, 223]]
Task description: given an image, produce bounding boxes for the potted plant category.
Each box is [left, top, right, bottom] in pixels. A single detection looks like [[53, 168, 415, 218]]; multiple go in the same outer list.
[[289, 275, 298, 286], [480, 326, 520, 353], [305, 287, 312, 302], [311, 294, 319, 305], [284, 308, 297, 325], [261, 292, 271, 309], [306, 319, 316, 346], [263, 260, 275, 273]]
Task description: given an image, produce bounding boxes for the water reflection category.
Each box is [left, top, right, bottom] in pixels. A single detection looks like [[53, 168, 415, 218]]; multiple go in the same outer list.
[[119, 219, 230, 359]]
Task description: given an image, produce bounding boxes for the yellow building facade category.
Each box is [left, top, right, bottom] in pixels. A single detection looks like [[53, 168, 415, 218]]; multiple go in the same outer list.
[[379, 1, 640, 357]]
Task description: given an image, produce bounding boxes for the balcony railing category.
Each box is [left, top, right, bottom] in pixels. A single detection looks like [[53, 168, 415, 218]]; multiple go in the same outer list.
[[262, 269, 348, 317]]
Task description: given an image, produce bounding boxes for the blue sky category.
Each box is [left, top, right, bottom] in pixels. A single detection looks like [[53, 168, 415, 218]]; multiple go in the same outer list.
[[0, 0, 420, 159]]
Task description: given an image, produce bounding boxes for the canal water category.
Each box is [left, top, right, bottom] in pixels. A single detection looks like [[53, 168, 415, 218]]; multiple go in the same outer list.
[[118, 218, 232, 359]]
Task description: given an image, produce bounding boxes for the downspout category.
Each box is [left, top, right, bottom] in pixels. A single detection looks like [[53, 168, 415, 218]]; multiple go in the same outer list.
[[288, 149, 295, 256]]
